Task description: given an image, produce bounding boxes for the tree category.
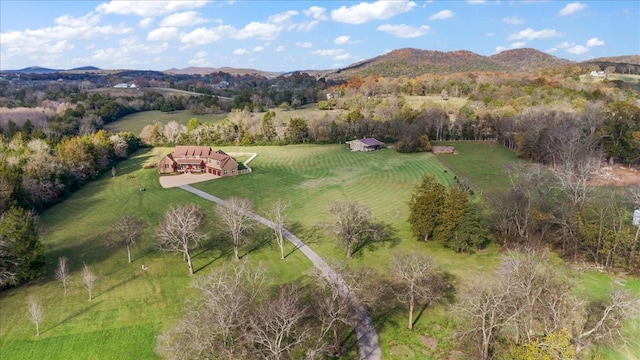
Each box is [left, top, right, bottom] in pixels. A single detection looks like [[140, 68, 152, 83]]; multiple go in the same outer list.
[[391, 253, 450, 330], [249, 285, 312, 359], [216, 197, 255, 262], [108, 215, 147, 264], [157, 204, 207, 275], [54, 256, 71, 295], [408, 175, 446, 241], [328, 201, 383, 258], [81, 263, 97, 301], [269, 201, 290, 260], [0, 235, 17, 288], [157, 261, 269, 359], [27, 297, 44, 336], [0, 206, 45, 285]]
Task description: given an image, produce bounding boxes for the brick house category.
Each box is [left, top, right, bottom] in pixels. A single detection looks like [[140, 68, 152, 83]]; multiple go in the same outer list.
[[158, 146, 238, 176]]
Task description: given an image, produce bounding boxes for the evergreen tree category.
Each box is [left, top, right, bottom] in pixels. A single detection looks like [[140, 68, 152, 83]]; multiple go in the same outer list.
[[408, 175, 446, 241], [0, 206, 45, 285]]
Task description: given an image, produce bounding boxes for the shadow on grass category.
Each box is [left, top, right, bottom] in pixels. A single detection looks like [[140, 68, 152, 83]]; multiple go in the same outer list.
[[97, 273, 140, 299], [240, 227, 274, 259], [351, 223, 401, 259], [44, 300, 104, 334]]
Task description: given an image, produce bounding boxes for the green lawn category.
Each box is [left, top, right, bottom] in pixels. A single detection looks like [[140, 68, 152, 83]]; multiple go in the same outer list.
[[1, 142, 637, 360], [104, 110, 228, 134], [433, 141, 520, 193]]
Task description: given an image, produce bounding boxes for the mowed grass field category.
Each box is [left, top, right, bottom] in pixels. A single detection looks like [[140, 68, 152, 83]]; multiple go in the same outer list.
[[1, 142, 638, 359], [104, 110, 228, 134]]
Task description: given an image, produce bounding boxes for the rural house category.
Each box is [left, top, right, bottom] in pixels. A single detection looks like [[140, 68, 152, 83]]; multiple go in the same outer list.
[[346, 138, 384, 152], [158, 146, 238, 176]]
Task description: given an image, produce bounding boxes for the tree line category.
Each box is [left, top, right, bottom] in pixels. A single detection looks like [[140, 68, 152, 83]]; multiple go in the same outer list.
[[0, 129, 140, 289]]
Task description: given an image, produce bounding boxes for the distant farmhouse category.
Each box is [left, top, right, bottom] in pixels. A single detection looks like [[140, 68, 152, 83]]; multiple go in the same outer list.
[[159, 146, 238, 176], [346, 138, 384, 152], [113, 83, 138, 88], [590, 70, 606, 77]]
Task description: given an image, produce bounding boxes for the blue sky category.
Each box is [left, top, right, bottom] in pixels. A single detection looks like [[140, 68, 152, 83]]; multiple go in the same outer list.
[[1, 1, 638, 71]]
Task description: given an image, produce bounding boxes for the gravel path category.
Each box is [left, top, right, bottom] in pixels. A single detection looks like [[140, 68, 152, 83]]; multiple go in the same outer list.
[[179, 185, 382, 360]]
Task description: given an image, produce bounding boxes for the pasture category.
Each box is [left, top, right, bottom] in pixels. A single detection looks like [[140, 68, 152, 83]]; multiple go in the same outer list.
[[104, 110, 228, 134], [1, 142, 638, 359]]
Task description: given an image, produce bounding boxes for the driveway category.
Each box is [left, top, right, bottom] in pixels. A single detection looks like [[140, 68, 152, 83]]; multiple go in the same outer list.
[[179, 184, 382, 360], [158, 173, 219, 188]]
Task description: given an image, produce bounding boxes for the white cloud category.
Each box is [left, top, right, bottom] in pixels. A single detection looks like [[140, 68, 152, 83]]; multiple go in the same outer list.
[[331, 1, 416, 24], [567, 45, 589, 54], [119, 37, 169, 54], [96, 1, 208, 17], [334, 35, 351, 45], [508, 28, 562, 41], [233, 48, 250, 55], [296, 42, 312, 48], [180, 26, 231, 45], [312, 48, 353, 62], [0, 13, 133, 60], [502, 16, 524, 25], [54, 13, 100, 27], [139, 18, 153, 28], [429, 10, 454, 20], [253, 45, 265, 52], [303, 6, 328, 20], [297, 20, 319, 32], [188, 51, 210, 67], [269, 10, 298, 24], [468, 0, 485, 4], [555, 41, 572, 49], [495, 41, 526, 53], [586, 37, 605, 47], [275, 45, 285, 52], [559, 2, 587, 16], [234, 22, 281, 40], [377, 24, 430, 38], [147, 27, 179, 41], [160, 11, 208, 27]]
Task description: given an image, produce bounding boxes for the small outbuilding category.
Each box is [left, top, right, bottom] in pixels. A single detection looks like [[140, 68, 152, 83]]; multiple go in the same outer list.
[[346, 138, 384, 152]]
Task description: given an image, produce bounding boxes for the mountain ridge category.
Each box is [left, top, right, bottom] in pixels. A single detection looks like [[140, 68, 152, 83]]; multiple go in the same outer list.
[[3, 48, 638, 77]]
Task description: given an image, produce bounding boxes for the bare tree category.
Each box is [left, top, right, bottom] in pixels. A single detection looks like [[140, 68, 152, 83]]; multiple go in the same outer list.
[[216, 197, 255, 262], [0, 236, 17, 287], [157, 261, 268, 359], [108, 215, 147, 263], [27, 297, 44, 336], [575, 289, 640, 353], [268, 200, 290, 260], [81, 263, 97, 301], [392, 253, 449, 330], [328, 201, 383, 258], [54, 256, 71, 295], [455, 278, 516, 360], [249, 285, 312, 360], [157, 204, 206, 275]]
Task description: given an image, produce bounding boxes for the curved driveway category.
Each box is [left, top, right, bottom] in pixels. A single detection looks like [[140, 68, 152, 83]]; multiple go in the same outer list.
[[179, 185, 382, 360]]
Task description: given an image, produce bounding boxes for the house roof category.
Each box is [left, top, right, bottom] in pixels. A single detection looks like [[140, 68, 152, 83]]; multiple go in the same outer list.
[[355, 138, 384, 147], [164, 146, 237, 169]]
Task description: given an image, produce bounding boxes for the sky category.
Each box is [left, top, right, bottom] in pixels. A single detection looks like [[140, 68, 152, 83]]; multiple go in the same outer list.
[[1, 0, 638, 72]]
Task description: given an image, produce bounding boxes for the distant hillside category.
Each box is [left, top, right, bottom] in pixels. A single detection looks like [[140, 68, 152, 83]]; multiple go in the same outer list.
[[589, 55, 640, 66], [488, 48, 573, 71], [327, 48, 574, 78], [3, 65, 101, 74], [165, 66, 280, 77]]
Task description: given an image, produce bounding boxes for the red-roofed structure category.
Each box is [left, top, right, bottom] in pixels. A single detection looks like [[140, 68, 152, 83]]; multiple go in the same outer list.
[[158, 146, 238, 176]]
